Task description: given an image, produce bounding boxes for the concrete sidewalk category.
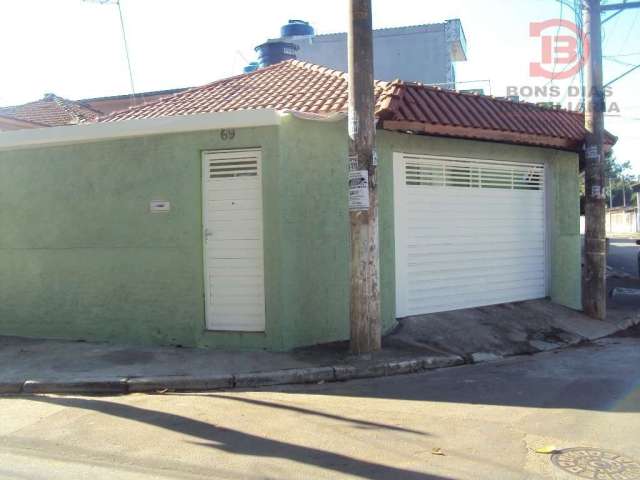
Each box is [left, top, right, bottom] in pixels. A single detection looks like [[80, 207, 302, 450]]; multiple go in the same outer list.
[[1, 299, 638, 396]]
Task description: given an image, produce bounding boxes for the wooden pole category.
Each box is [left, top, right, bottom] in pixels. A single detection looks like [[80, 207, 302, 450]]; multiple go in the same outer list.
[[347, 0, 381, 354], [582, 0, 607, 319]]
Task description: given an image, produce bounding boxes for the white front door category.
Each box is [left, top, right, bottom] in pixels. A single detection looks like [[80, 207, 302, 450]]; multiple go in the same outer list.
[[202, 149, 265, 331], [393, 153, 547, 317]]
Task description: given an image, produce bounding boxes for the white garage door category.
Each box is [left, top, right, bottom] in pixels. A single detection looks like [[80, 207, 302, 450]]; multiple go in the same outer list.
[[393, 153, 547, 317], [202, 149, 265, 331]]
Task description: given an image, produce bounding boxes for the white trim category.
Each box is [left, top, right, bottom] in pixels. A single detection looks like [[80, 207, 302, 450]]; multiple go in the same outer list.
[[401, 152, 545, 169], [544, 156, 553, 297], [393, 152, 409, 318], [0, 110, 283, 152]]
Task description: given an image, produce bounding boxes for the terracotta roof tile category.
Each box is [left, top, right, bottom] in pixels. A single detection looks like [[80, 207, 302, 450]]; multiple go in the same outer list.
[[0, 94, 100, 127], [102, 61, 388, 123], [100, 60, 615, 151]]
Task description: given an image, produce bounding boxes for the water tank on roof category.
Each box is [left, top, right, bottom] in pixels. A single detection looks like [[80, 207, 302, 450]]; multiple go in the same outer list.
[[281, 19, 314, 38], [255, 41, 299, 67], [243, 62, 260, 74]]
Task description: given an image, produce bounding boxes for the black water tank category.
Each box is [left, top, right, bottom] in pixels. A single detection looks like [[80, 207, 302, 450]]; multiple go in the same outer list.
[[255, 41, 299, 67], [281, 19, 314, 38]]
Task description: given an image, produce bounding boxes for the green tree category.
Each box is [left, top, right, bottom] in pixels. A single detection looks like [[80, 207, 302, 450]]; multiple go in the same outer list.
[[605, 153, 638, 207]]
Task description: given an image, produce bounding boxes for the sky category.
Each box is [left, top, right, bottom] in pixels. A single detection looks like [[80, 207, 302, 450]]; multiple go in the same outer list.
[[1, 0, 638, 173]]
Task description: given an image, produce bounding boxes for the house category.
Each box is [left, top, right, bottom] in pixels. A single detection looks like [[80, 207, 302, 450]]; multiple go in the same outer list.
[[0, 60, 614, 351], [0, 88, 188, 131], [255, 19, 466, 88], [606, 206, 639, 235], [0, 93, 101, 130]]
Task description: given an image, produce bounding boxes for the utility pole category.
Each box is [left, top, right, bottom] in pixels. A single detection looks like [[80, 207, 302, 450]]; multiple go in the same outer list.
[[347, 0, 381, 354], [581, 0, 640, 319], [582, 0, 607, 319]]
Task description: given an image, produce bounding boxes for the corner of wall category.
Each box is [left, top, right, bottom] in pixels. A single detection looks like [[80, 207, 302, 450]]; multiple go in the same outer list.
[[548, 150, 582, 310]]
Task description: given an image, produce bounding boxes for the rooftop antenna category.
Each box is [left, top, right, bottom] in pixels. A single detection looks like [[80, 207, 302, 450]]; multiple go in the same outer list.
[[83, 0, 137, 105]]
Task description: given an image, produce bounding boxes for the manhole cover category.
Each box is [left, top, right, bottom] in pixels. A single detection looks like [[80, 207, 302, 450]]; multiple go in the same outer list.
[[551, 448, 640, 480]]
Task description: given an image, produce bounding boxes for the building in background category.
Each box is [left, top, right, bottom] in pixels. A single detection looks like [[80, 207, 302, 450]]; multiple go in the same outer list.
[[253, 19, 467, 89], [0, 88, 188, 131], [606, 206, 640, 235]]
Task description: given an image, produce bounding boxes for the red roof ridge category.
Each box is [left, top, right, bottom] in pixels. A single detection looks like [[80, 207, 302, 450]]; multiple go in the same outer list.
[[377, 79, 406, 120], [48, 95, 100, 124], [396, 80, 584, 117], [98, 60, 324, 122]]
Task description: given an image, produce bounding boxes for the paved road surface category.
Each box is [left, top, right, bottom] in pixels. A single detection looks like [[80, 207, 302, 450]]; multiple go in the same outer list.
[[1, 336, 639, 479], [609, 238, 640, 277]]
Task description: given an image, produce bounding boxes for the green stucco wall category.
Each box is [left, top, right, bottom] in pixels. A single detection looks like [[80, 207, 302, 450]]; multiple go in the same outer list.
[[0, 126, 288, 350], [277, 116, 351, 347], [0, 118, 581, 351], [546, 150, 582, 309]]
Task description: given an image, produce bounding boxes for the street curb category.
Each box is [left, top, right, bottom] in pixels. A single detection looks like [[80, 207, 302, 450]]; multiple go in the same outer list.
[[235, 367, 336, 388], [2, 354, 466, 396], [22, 378, 128, 395], [0, 382, 23, 395], [3, 318, 638, 396], [127, 374, 234, 393]]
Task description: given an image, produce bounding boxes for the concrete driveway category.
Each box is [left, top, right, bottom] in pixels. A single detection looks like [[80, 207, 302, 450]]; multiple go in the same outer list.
[[1, 334, 639, 480]]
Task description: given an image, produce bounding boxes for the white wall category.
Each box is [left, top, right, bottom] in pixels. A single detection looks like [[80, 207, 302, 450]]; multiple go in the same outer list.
[[606, 208, 639, 235], [288, 24, 454, 86]]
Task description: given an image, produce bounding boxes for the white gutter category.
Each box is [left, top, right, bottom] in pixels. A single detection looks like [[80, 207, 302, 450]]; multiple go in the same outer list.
[[0, 109, 283, 151]]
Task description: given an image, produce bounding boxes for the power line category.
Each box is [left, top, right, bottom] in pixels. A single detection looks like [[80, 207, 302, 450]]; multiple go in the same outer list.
[[605, 56, 637, 65], [604, 62, 640, 87], [604, 51, 640, 56], [116, 0, 137, 104], [83, 0, 137, 105], [601, 1, 640, 11], [621, 9, 640, 47]]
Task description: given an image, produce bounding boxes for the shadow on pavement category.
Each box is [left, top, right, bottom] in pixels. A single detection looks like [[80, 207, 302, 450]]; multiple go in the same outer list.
[[204, 394, 428, 436], [250, 339, 640, 413], [26, 396, 451, 480]]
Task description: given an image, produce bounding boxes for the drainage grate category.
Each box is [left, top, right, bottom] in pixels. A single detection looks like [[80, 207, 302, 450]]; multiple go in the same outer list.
[[551, 448, 640, 480]]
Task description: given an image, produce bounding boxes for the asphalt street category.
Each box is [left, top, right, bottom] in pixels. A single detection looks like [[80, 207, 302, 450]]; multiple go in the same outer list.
[[609, 238, 640, 277], [1, 335, 639, 479]]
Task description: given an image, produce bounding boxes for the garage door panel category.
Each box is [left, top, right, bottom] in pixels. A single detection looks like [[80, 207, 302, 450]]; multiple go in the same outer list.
[[395, 153, 547, 317], [408, 268, 547, 285], [408, 222, 545, 233], [407, 235, 545, 246], [409, 282, 547, 303], [406, 192, 544, 206], [408, 286, 547, 315], [407, 242, 545, 256], [408, 275, 546, 296]]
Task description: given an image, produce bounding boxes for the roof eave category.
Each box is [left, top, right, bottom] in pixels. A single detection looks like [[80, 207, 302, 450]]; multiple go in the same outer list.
[[381, 120, 582, 152], [0, 115, 46, 129], [0, 109, 283, 152]]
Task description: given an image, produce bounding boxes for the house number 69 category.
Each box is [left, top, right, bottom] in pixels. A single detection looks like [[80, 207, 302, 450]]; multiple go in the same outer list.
[[220, 129, 236, 140]]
